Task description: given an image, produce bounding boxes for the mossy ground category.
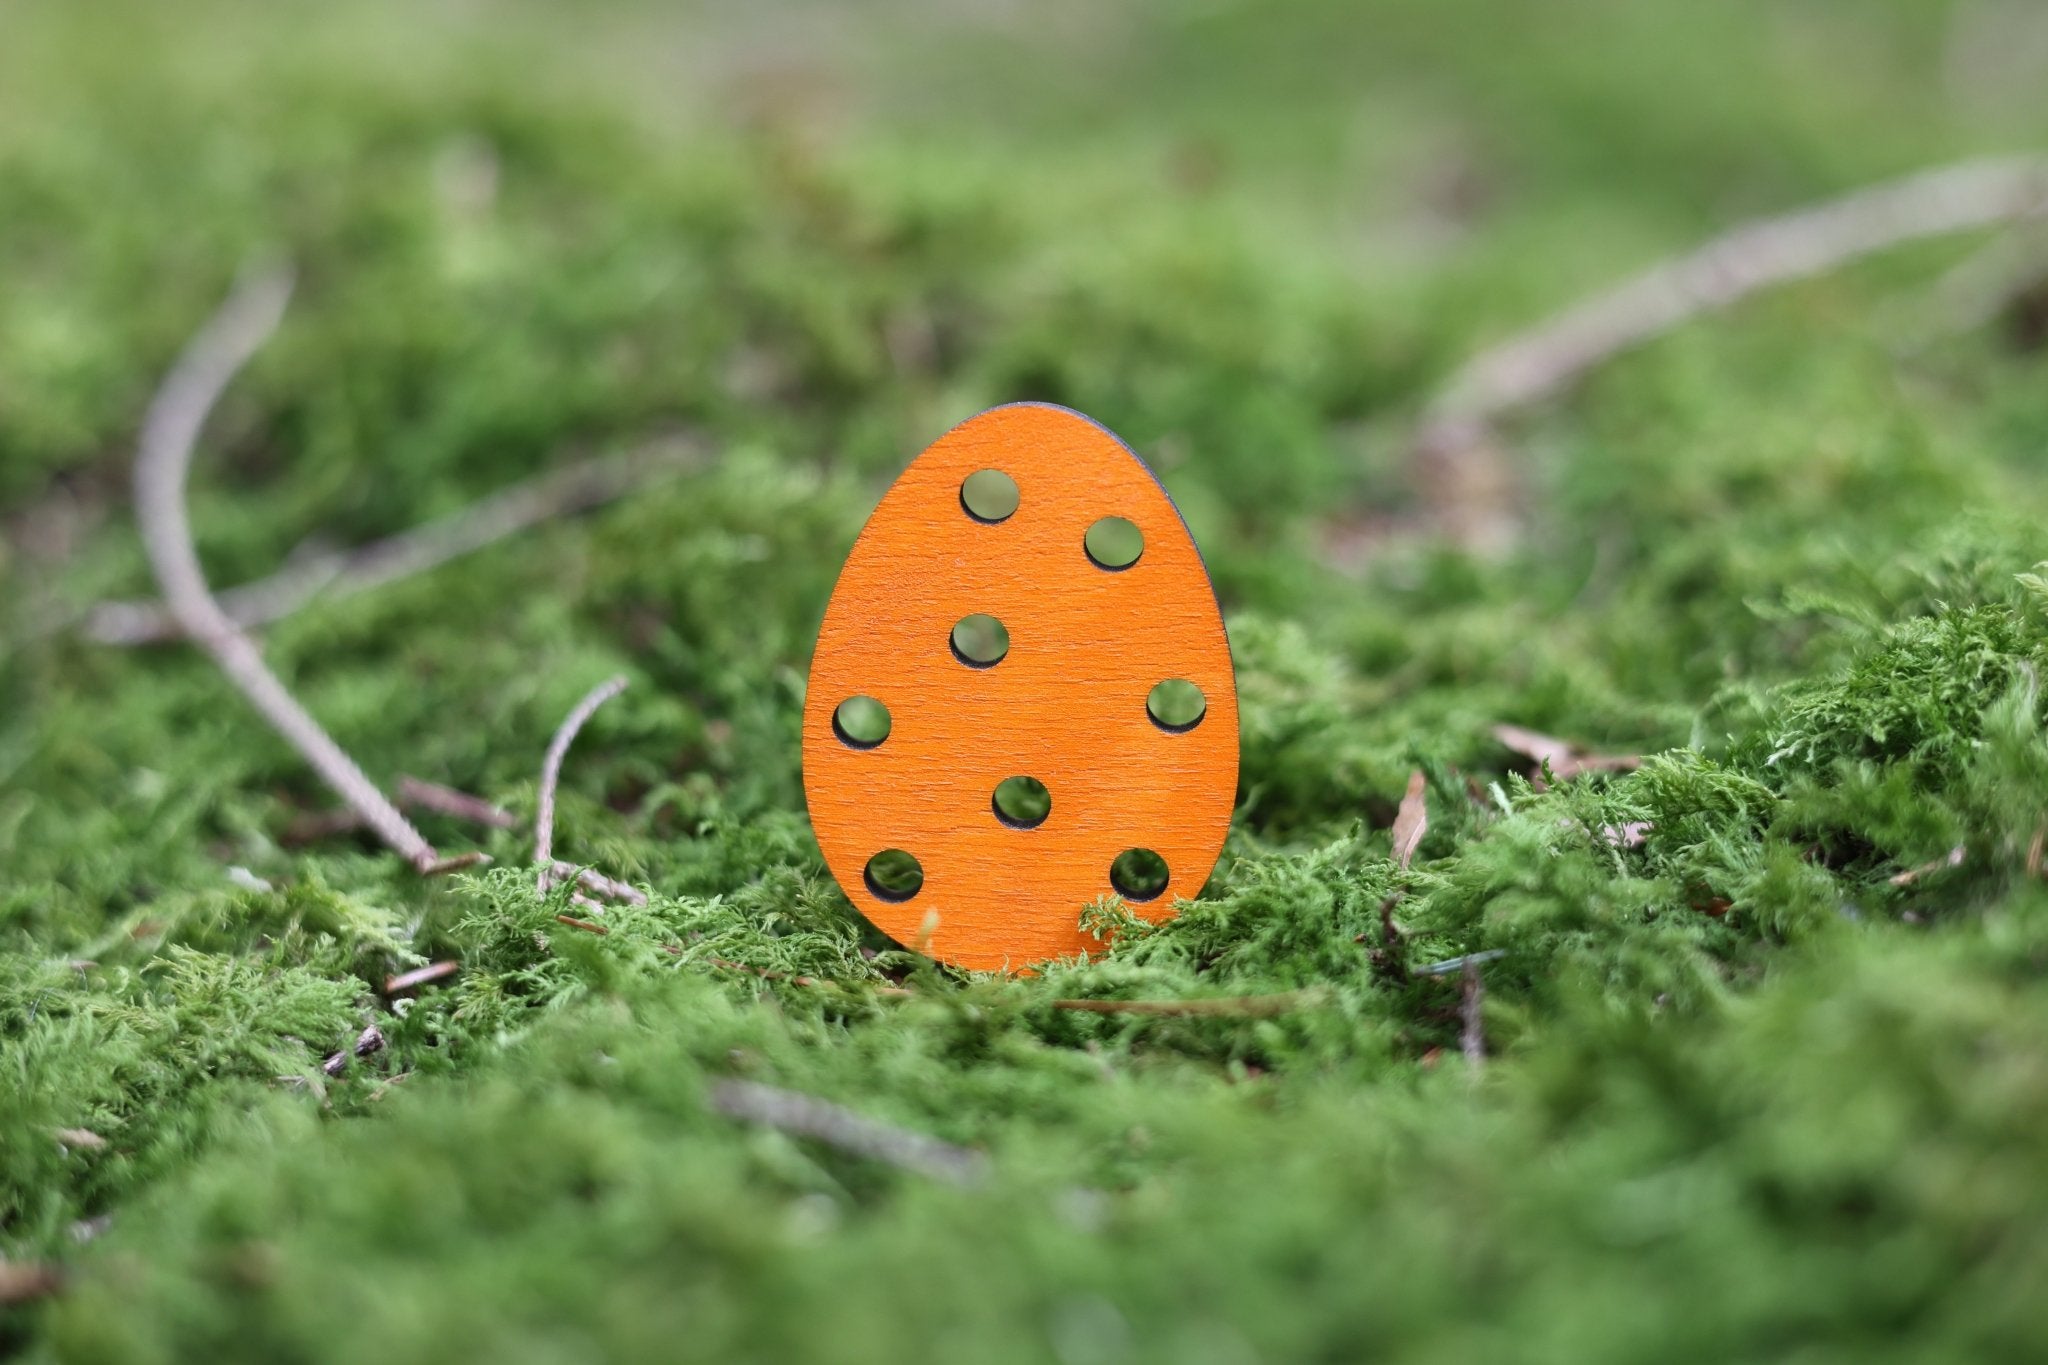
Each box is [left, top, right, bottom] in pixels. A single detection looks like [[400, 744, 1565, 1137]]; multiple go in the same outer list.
[[6, 2, 2048, 1360]]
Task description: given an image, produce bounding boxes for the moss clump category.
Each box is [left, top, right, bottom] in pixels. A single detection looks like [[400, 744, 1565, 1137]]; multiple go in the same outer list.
[[7, 1, 2048, 1360]]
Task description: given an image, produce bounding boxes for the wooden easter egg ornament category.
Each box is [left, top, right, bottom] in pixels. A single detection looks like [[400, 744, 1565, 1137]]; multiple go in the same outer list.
[[803, 403, 1238, 971]]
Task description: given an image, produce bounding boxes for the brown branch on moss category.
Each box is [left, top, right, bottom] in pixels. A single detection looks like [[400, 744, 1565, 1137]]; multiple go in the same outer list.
[[134, 268, 472, 877], [550, 861, 648, 907], [382, 961, 460, 996], [707, 1078, 987, 1186], [1376, 156, 2048, 555], [533, 676, 632, 899], [1423, 156, 2048, 440], [284, 776, 514, 850], [396, 776, 517, 829], [1889, 845, 1966, 887], [87, 437, 707, 645]]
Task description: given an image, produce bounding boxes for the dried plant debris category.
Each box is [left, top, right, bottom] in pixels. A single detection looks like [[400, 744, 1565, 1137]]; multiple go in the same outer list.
[[1492, 724, 1643, 784]]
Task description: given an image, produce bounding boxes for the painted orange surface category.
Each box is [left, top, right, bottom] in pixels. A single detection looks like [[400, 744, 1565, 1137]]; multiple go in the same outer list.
[[802, 403, 1239, 972]]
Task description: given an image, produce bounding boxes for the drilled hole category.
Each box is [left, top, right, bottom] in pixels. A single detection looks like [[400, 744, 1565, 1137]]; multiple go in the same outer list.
[[950, 614, 1010, 668], [1146, 679, 1207, 732], [1084, 516, 1144, 571], [991, 776, 1052, 829], [1110, 848, 1170, 901], [831, 696, 892, 749], [863, 849, 924, 902], [960, 469, 1020, 524]]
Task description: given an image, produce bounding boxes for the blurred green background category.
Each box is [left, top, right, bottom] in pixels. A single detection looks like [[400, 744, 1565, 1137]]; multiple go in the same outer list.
[[6, 1, 2048, 1361]]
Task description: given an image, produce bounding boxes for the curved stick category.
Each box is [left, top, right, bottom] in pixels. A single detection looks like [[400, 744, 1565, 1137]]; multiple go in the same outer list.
[[89, 439, 704, 645], [134, 268, 446, 873], [1420, 155, 2048, 442], [534, 675, 629, 892]]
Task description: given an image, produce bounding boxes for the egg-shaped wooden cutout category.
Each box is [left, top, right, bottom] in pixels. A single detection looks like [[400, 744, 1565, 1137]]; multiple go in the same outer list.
[[802, 402, 1238, 971]]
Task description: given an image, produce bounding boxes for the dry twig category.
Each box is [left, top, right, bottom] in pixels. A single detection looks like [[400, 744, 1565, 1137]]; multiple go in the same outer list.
[[383, 961, 460, 996], [1493, 724, 1641, 784], [1422, 156, 2048, 443], [283, 776, 514, 849], [708, 1078, 987, 1186], [1889, 845, 1966, 888], [134, 269, 465, 876], [89, 438, 705, 644], [550, 861, 648, 907], [396, 776, 517, 829], [1402, 156, 2048, 550], [1460, 956, 1486, 1069], [534, 675, 630, 897]]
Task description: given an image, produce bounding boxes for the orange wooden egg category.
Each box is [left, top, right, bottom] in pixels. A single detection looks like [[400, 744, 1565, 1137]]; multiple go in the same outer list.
[[802, 403, 1239, 971]]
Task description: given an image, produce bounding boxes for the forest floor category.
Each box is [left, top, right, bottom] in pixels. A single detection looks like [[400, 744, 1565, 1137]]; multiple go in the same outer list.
[[7, 1, 2048, 1360]]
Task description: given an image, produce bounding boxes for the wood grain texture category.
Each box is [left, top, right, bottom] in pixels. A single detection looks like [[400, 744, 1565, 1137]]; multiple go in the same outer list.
[[803, 402, 1238, 972]]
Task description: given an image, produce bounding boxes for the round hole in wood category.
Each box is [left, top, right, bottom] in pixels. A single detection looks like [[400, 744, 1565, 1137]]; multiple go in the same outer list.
[[991, 776, 1051, 829], [1084, 516, 1144, 571], [831, 695, 892, 749], [960, 469, 1020, 524], [1110, 847, 1170, 901], [1146, 679, 1207, 733], [949, 613, 1010, 668], [863, 849, 924, 902]]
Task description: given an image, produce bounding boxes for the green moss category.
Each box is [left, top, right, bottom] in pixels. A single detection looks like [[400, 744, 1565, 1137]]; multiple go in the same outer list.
[[6, 0, 2048, 1359]]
